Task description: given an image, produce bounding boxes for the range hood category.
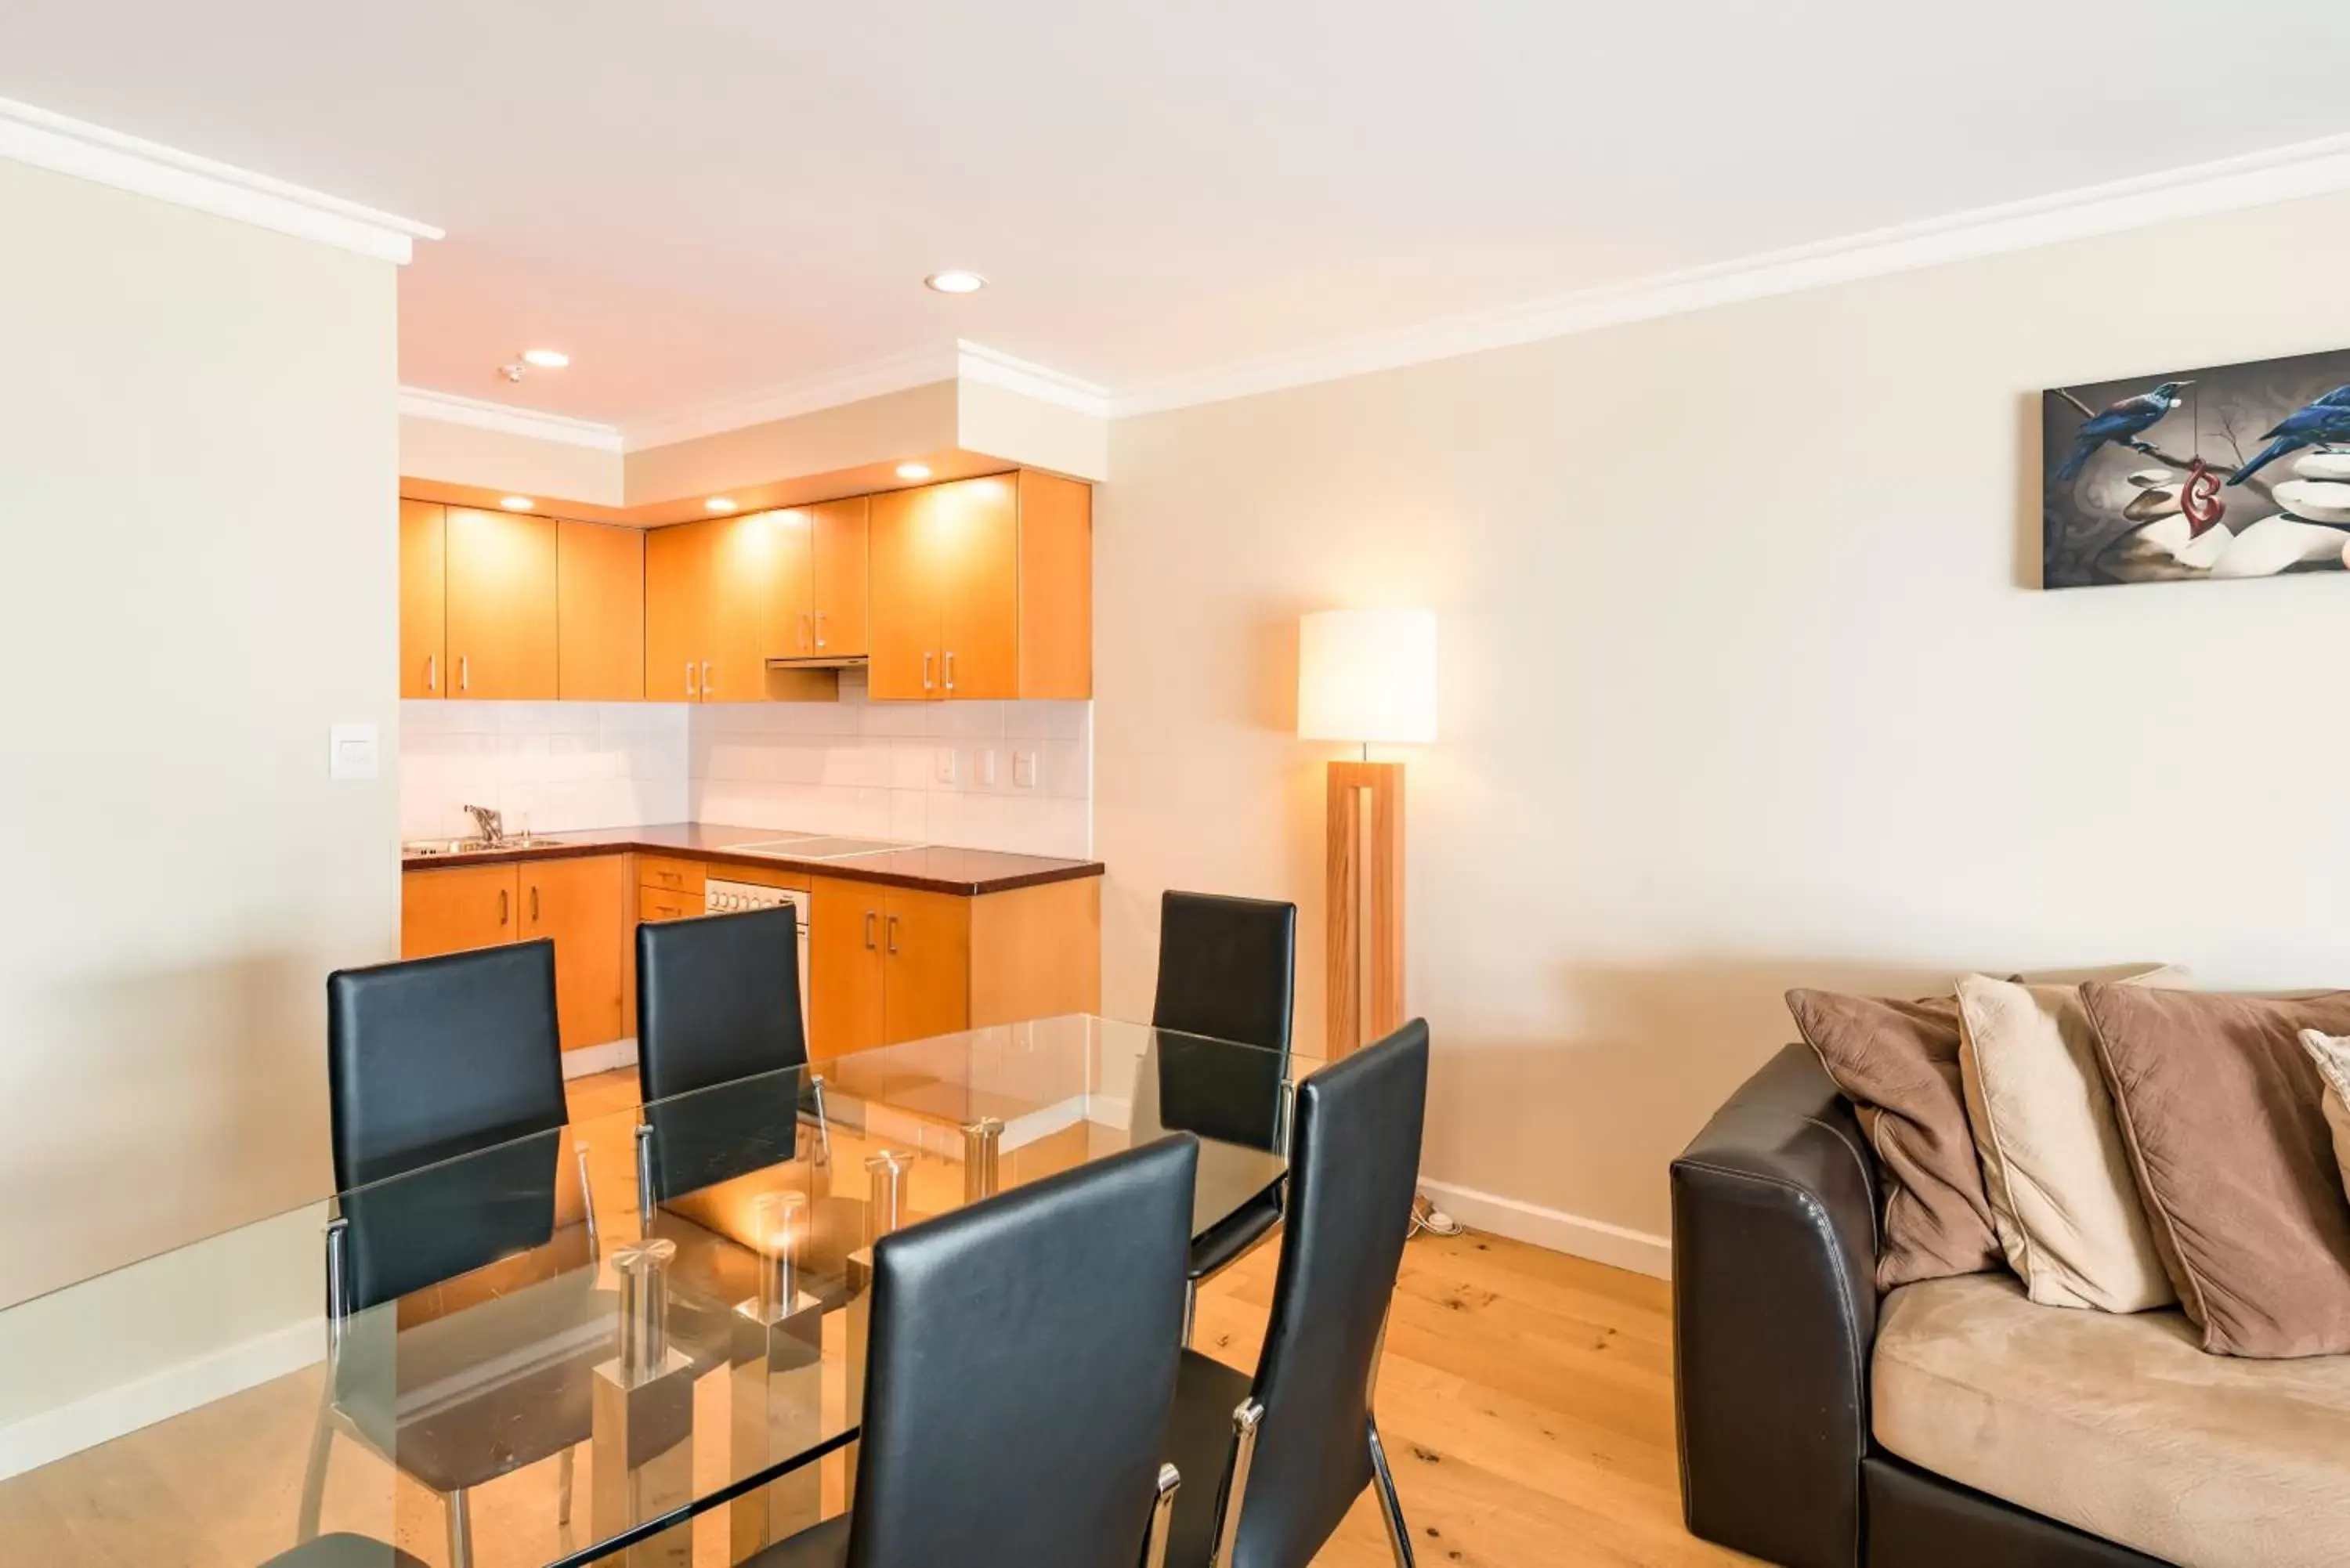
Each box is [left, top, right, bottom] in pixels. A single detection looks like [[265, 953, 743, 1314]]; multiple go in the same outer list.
[[765, 652, 868, 670]]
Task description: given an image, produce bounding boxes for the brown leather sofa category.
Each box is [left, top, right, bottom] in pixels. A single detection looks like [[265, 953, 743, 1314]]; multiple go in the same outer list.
[[1669, 1044, 2169, 1568]]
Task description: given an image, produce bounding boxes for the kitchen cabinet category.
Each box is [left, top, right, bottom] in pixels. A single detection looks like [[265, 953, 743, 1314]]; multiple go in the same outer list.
[[882, 887, 972, 1044], [400, 499, 447, 699], [401, 862, 519, 959], [645, 511, 811, 701], [808, 497, 870, 658], [445, 506, 559, 699], [557, 520, 644, 700], [520, 854, 628, 1051], [808, 876, 887, 1061], [868, 471, 1090, 701]]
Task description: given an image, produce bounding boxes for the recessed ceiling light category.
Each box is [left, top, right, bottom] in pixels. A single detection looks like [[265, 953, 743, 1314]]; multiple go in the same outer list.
[[705, 497, 739, 514], [522, 349, 570, 369], [895, 461, 932, 480], [923, 270, 986, 295], [499, 495, 535, 511]]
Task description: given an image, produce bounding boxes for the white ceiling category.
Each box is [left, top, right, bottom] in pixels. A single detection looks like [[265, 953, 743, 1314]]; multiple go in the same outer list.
[[11, 1, 2350, 433]]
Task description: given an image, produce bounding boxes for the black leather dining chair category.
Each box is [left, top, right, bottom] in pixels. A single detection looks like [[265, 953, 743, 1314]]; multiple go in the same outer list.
[[1151, 891, 1299, 1330], [259, 1533, 428, 1567], [1159, 1018, 1430, 1568], [743, 1134, 1203, 1568], [302, 942, 610, 1568]]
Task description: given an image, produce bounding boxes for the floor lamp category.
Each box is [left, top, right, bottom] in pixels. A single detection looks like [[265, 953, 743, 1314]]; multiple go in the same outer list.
[[1300, 609, 1456, 1235]]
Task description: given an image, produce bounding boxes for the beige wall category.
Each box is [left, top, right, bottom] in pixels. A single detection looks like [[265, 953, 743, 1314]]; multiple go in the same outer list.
[[1096, 188, 2350, 1266], [624, 380, 960, 503], [0, 157, 400, 1313]]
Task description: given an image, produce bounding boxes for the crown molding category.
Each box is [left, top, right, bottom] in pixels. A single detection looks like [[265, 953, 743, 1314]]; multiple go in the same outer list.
[[0, 96, 439, 264], [955, 340, 1112, 418], [1108, 130, 2350, 417], [621, 345, 960, 453], [398, 386, 624, 451]]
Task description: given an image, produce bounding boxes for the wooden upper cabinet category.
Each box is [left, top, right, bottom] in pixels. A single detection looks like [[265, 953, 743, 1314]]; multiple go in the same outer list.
[[644, 521, 707, 702], [935, 475, 1020, 700], [1016, 471, 1093, 699], [867, 486, 942, 701], [402, 863, 519, 959], [810, 497, 870, 659], [557, 520, 644, 701], [865, 471, 1092, 702], [445, 507, 559, 699], [520, 854, 627, 1050], [400, 500, 448, 700], [704, 509, 808, 700]]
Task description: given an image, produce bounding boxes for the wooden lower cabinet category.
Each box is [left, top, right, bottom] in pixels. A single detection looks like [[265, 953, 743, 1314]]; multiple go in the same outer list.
[[401, 863, 518, 958], [521, 855, 628, 1052], [882, 888, 971, 1046], [809, 877, 887, 1061]]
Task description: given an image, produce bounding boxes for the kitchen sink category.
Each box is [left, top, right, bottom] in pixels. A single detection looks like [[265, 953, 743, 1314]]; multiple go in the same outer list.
[[402, 835, 566, 857]]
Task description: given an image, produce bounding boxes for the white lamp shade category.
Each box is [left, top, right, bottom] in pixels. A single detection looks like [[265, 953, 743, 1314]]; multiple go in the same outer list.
[[1297, 608, 1438, 744]]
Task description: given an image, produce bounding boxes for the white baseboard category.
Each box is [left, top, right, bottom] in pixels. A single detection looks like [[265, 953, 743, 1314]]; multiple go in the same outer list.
[[1416, 1178, 1672, 1280], [0, 1317, 324, 1481], [562, 1038, 638, 1079]]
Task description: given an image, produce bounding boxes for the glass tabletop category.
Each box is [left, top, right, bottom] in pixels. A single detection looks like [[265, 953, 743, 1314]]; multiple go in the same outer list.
[[0, 1015, 1318, 1567]]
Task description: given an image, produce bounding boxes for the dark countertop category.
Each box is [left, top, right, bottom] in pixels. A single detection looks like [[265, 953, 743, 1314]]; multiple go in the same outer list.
[[400, 822, 1103, 896]]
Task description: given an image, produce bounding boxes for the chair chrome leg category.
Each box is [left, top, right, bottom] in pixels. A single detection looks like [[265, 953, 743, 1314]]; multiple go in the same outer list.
[[1181, 1278, 1198, 1347], [556, 1444, 576, 1529], [1366, 1417, 1416, 1568], [808, 1074, 833, 1168], [446, 1487, 475, 1568], [296, 1392, 334, 1542], [1210, 1400, 1264, 1568], [635, 1120, 656, 1226], [1141, 1461, 1181, 1568]]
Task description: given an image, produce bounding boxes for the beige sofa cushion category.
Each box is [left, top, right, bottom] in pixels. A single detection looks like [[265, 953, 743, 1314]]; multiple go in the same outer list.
[[1875, 1272, 2350, 1568], [2301, 1031, 2350, 1198], [1955, 972, 2179, 1313]]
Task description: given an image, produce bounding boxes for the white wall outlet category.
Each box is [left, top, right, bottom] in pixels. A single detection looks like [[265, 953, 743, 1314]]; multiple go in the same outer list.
[[974, 748, 998, 787], [1013, 749, 1039, 789], [329, 722, 379, 781], [934, 746, 958, 786]]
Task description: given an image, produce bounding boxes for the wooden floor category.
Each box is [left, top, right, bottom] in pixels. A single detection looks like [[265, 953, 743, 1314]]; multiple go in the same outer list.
[[0, 1070, 1750, 1568]]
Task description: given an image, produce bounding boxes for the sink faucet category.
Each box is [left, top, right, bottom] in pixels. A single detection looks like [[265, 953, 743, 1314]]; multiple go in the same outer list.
[[462, 804, 505, 846]]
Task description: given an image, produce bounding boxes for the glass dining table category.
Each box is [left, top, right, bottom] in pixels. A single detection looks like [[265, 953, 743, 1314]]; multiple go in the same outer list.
[[0, 1015, 1317, 1567]]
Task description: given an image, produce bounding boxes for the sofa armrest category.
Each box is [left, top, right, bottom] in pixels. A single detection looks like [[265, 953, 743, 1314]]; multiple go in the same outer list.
[[1671, 1043, 1882, 1568]]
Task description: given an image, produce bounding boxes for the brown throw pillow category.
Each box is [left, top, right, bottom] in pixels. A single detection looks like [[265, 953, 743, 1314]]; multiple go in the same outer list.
[[2081, 985, 2350, 1358], [1788, 989, 2001, 1291]]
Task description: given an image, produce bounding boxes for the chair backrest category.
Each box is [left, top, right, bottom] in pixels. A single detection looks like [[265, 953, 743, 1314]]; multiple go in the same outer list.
[[1152, 891, 1297, 1052], [636, 905, 806, 1100], [1152, 891, 1296, 1151], [1232, 1018, 1429, 1568], [324, 944, 568, 1309], [845, 1135, 1199, 1568]]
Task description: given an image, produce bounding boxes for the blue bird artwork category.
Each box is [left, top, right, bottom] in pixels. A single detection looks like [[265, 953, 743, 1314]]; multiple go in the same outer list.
[[2053, 381, 2193, 482], [2225, 384, 2350, 486]]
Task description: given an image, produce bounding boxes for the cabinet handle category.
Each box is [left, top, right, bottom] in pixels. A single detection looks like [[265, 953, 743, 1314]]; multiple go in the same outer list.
[[886, 913, 900, 955], [800, 612, 812, 651], [702, 659, 714, 696], [815, 612, 827, 649], [685, 661, 697, 698], [426, 653, 437, 692], [864, 909, 877, 950], [499, 888, 509, 927], [944, 650, 956, 693], [460, 655, 469, 693], [921, 652, 935, 692], [530, 885, 540, 923]]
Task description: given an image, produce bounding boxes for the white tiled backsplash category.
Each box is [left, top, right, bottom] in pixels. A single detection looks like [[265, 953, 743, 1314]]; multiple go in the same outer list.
[[400, 702, 690, 840], [400, 674, 1093, 859], [689, 671, 1093, 858]]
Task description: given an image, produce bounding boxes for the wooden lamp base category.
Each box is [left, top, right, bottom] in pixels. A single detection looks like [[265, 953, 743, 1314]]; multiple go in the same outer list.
[[1326, 760, 1405, 1057]]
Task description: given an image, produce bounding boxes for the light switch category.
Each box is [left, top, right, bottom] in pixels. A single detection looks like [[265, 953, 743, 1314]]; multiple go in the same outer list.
[[330, 722, 380, 781], [974, 748, 997, 787], [934, 746, 958, 786], [1013, 749, 1039, 789]]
